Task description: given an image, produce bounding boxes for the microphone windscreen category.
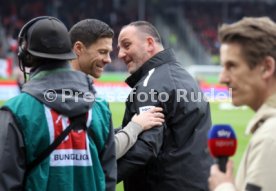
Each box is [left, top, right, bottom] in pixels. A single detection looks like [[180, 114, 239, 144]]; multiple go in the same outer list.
[[208, 124, 237, 158]]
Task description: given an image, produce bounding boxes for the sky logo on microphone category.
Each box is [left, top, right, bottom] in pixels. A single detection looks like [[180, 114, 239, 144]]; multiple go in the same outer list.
[[208, 124, 237, 157]]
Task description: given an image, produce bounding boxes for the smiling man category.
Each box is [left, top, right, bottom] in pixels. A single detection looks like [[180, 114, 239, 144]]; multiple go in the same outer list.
[[69, 19, 113, 78], [116, 21, 212, 191]]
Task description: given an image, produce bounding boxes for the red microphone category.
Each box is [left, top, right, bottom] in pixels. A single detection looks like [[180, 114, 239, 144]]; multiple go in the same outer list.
[[208, 124, 237, 172]]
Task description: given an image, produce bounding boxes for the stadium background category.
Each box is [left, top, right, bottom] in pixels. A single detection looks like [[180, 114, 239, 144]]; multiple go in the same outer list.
[[1, 0, 273, 190]]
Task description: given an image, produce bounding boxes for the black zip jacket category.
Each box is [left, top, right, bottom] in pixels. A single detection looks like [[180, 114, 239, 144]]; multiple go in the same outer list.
[[117, 49, 213, 191]]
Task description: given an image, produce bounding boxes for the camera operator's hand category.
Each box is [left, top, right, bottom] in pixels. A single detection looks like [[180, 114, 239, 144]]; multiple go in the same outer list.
[[131, 107, 164, 131]]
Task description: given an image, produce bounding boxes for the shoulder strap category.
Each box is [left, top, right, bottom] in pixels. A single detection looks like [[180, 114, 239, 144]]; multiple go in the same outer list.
[[1, 106, 103, 174], [26, 113, 87, 174]]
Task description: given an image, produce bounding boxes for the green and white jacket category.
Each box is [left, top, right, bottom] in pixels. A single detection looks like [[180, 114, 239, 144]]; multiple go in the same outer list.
[[0, 64, 116, 191]]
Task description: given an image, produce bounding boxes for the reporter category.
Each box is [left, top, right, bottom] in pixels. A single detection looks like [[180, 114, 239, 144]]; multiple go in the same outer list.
[[209, 17, 276, 191]]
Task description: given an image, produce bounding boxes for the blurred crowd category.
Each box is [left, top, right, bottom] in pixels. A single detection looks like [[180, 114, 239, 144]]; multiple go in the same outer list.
[[2, 0, 276, 76], [182, 1, 276, 56], [0, 0, 145, 73]]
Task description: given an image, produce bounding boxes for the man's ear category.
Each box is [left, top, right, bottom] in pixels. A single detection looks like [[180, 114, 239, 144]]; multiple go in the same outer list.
[[261, 56, 276, 79], [146, 36, 155, 53], [73, 41, 85, 56]]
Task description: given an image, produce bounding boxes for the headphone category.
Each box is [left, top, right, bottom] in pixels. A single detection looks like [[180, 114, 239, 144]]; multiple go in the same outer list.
[[17, 16, 61, 65], [17, 16, 62, 82]]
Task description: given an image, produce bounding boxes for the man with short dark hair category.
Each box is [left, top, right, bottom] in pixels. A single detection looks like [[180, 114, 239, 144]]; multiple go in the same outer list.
[[0, 16, 116, 191], [69, 19, 114, 78]]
